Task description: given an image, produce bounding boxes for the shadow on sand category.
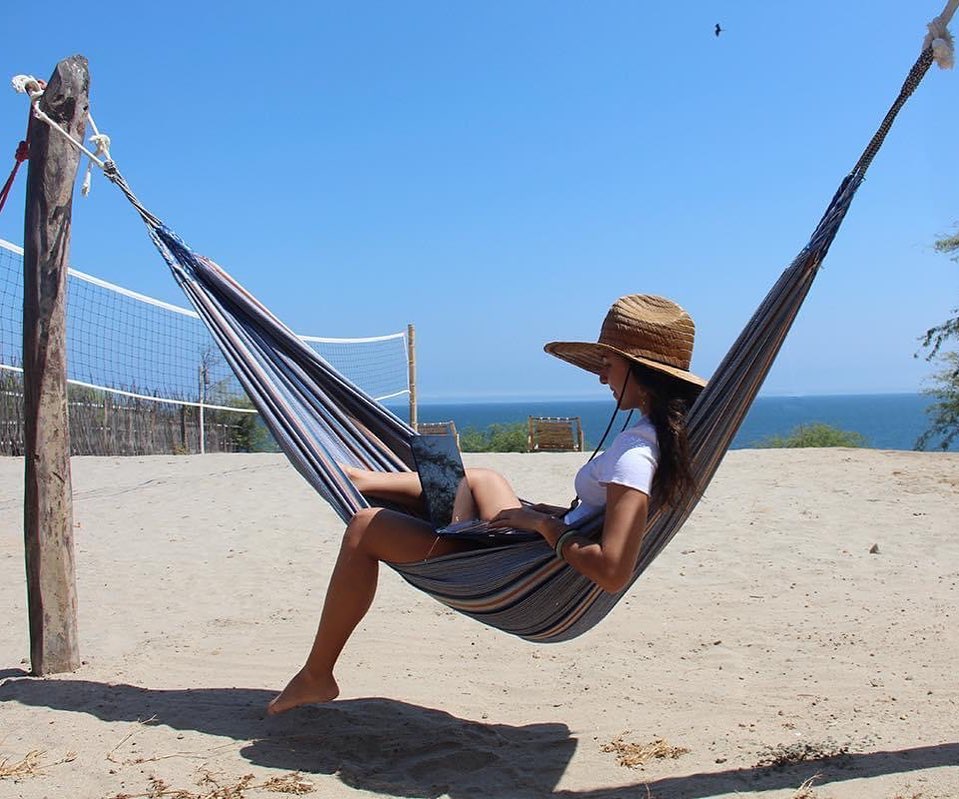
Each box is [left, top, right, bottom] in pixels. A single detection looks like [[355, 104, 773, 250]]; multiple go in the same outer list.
[[2, 676, 955, 798]]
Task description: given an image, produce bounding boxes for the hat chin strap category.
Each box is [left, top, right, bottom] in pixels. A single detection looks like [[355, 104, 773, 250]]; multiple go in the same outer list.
[[565, 372, 635, 515]]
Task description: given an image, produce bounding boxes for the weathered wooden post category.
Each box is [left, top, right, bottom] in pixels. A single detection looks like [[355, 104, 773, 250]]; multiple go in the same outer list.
[[22, 55, 88, 675]]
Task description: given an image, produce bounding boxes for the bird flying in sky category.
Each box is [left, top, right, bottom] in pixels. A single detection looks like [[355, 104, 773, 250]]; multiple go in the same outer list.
[[715, 23, 723, 37]]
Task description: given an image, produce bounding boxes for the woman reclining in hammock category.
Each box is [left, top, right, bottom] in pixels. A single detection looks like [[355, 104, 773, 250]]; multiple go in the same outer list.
[[268, 294, 705, 714]]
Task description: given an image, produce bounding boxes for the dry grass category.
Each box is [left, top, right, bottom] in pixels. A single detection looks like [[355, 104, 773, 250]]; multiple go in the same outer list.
[[106, 768, 314, 798], [601, 733, 690, 769], [106, 720, 234, 767], [791, 775, 823, 798], [0, 750, 44, 779], [0, 749, 77, 780]]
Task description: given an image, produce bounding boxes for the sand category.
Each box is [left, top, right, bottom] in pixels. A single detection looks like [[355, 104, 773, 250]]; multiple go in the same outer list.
[[1, 448, 957, 799]]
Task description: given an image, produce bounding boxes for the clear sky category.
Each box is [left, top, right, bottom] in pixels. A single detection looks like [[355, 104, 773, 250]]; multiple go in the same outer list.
[[2, 1, 957, 402]]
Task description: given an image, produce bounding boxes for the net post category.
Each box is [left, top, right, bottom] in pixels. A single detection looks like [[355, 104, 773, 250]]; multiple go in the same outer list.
[[407, 323, 417, 429], [198, 364, 207, 455], [22, 56, 86, 675]]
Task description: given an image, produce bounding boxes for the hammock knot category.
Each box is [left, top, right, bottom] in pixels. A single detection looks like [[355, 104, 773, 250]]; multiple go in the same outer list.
[[925, 17, 956, 69], [14, 140, 28, 163], [90, 133, 111, 154], [81, 131, 112, 197], [11, 74, 44, 99]]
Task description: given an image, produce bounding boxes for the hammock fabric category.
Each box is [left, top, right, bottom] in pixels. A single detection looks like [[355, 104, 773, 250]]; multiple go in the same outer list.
[[102, 48, 935, 643]]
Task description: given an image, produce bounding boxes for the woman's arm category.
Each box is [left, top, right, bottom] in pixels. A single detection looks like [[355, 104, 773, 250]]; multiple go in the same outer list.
[[488, 483, 649, 594], [556, 484, 649, 593]]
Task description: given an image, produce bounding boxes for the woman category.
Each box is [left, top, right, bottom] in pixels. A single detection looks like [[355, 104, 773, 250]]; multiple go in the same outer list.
[[267, 294, 705, 715]]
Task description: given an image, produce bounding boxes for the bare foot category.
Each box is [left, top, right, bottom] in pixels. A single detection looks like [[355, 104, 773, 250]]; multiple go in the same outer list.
[[342, 465, 371, 491], [267, 668, 340, 715]]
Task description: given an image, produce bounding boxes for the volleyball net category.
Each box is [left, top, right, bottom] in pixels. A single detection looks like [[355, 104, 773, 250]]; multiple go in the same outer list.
[[0, 238, 412, 450]]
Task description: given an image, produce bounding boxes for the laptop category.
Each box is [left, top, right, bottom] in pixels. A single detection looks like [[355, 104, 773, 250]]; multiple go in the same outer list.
[[409, 433, 541, 543], [409, 433, 467, 529]]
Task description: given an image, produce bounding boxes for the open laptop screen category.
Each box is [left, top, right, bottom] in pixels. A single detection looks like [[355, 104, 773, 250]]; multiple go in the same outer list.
[[409, 434, 467, 529]]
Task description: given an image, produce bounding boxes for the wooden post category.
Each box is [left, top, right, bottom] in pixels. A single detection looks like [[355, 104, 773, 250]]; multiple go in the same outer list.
[[22, 55, 88, 675], [407, 323, 417, 429], [198, 364, 207, 455], [180, 404, 187, 453]]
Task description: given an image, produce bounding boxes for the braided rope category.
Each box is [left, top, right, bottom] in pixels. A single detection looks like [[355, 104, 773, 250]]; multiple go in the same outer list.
[[851, 48, 936, 180]]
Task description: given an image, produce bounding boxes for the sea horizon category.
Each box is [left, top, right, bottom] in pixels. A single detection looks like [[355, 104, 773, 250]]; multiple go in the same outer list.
[[414, 388, 932, 404], [390, 391, 955, 453]]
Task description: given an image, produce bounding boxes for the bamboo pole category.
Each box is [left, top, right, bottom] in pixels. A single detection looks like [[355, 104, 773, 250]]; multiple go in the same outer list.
[[407, 323, 417, 429], [22, 55, 88, 675]]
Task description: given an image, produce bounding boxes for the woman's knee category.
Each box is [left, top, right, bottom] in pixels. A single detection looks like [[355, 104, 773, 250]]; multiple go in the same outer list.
[[466, 467, 503, 489], [343, 507, 380, 550]]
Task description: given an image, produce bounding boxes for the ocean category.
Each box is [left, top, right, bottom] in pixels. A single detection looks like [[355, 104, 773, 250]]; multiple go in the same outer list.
[[404, 393, 956, 452]]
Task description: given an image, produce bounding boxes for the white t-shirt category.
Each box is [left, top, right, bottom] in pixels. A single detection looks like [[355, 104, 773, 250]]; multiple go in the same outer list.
[[564, 416, 659, 526]]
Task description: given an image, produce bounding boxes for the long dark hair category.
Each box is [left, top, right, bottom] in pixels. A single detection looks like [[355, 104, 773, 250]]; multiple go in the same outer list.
[[631, 363, 700, 509]]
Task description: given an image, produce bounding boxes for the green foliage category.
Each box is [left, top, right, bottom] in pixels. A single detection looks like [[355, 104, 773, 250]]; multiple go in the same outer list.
[[459, 422, 529, 452], [65, 383, 106, 403], [753, 422, 866, 449], [915, 230, 959, 450], [916, 351, 959, 451], [219, 396, 278, 452]]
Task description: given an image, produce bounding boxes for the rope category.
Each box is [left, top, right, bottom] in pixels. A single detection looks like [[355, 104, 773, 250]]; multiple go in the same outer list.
[[923, 0, 959, 68], [846, 0, 957, 179], [0, 137, 29, 217], [8, 2, 957, 210], [81, 114, 112, 197], [850, 49, 936, 180], [0, 80, 35, 217], [12, 74, 108, 170], [12, 74, 114, 197]]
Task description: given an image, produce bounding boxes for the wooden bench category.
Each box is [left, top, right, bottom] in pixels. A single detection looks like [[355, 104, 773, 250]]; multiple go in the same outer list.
[[527, 416, 585, 452], [416, 420, 459, 446]]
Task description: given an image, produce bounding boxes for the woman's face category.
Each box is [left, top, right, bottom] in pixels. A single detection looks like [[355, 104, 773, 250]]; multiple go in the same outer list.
[[598, 353, 647, 411]]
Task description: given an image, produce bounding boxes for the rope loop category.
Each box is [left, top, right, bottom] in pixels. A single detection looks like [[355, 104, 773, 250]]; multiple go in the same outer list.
[[923, 0, 959, 68], [82, 129, 112, 197], [11, 74, 44, 98], [931, 32, 955, 68], [14, 141, 28, 162], [90, 133, 111, 154]]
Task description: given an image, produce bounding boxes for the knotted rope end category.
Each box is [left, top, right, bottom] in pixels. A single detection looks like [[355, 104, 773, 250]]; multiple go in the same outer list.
[[925, 10, 957, 69], [11, 74, 44, 97], [932, 32, 955, 68]]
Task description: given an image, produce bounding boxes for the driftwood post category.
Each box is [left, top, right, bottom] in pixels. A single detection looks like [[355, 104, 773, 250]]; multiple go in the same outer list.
[[22, 55, 89, 675]]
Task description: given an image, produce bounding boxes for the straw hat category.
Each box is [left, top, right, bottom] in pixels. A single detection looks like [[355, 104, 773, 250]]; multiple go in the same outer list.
[[544, 294, 707, 389]]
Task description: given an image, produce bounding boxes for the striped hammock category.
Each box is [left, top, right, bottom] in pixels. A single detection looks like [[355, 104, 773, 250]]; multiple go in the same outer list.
[[102, 48, 936, 643]]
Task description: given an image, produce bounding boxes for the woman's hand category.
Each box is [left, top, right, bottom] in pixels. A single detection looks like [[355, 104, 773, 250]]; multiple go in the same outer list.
[[488, 507, 565, 546], [526, 502, 569, 517]]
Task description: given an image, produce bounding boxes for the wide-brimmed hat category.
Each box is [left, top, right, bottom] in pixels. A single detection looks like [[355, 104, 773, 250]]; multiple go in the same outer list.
[[544, 294, 707, 389]]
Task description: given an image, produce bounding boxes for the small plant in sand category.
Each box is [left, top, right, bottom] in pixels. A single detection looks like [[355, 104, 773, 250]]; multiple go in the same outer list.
[[755, 739, 851, 768], [753, 423, 866, 449], [601, 733, 690, 769], [790, 774, 823, 798]]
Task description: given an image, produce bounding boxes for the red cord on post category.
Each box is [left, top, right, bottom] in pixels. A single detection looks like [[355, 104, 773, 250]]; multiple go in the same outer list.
[[0, 140, 29, 216]]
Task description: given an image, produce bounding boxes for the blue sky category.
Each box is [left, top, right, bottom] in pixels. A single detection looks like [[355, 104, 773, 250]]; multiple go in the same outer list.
[[2, 1, 957, 402]]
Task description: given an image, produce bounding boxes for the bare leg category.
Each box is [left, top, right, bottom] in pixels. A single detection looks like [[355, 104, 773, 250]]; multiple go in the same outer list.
[[267, 507, 468, 715], [346, 466, 521, 522], [458, 467, 522, 520], [343, 466, 426, 513]]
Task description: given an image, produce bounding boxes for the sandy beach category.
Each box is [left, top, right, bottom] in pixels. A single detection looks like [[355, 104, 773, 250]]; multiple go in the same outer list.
[[1, 448, 957, 799]]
